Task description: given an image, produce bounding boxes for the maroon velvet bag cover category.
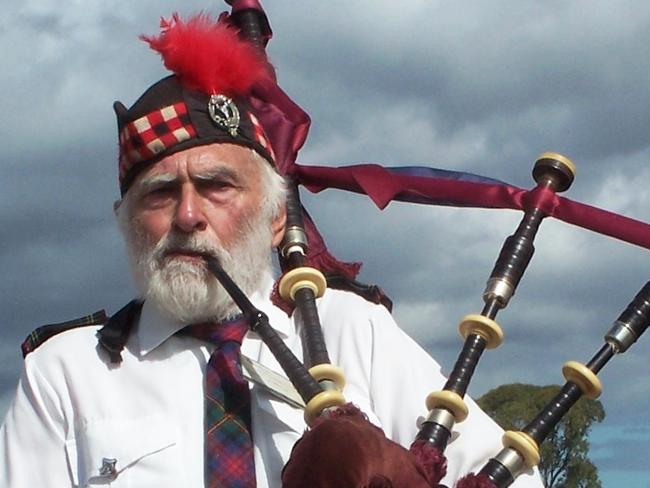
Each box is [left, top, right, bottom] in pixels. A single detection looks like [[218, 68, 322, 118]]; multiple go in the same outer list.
[[281, 405, 439, 488]]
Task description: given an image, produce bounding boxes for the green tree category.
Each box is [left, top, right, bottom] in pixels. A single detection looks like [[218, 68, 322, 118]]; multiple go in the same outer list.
[[477, 383, 605, 488]]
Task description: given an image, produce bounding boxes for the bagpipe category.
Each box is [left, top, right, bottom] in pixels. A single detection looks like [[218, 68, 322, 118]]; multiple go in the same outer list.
[[216, 2, 650, 486]]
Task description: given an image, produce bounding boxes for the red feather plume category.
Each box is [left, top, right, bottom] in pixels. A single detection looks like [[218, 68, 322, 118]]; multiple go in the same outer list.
[[140, 13, 271, 97]]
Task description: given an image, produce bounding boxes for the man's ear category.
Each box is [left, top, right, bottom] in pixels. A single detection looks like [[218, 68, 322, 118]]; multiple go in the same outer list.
[[270, 205, 287, 248], [113, 199, 122, 215]]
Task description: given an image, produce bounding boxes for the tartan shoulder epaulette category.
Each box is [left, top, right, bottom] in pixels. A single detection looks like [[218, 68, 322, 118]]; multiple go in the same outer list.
[[21, 310, 109, 358]]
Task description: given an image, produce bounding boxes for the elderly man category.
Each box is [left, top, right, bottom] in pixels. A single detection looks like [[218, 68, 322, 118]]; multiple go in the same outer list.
[[0, 13, 543, 488]]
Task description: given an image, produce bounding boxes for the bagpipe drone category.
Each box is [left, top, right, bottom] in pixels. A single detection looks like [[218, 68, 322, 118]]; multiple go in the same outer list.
[[209, 2, 650, 486]]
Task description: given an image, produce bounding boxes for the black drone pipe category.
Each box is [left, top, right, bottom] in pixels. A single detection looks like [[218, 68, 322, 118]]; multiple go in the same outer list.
[[469, 281, 650, 488], [414, 153, 577, 453]]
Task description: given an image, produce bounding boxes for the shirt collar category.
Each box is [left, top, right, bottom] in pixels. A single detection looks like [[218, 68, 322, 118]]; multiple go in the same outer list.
[[136, 270, 290, 356]]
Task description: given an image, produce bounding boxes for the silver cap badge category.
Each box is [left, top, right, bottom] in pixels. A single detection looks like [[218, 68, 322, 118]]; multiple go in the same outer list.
[[208, 94, 240, 137]]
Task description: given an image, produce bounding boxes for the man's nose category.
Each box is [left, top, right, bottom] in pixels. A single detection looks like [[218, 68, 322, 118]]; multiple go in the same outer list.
[[173, 187, 208, 233]]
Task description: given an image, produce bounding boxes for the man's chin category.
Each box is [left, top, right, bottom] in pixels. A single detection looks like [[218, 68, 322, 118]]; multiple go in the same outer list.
[[146, 289, 232, 324]]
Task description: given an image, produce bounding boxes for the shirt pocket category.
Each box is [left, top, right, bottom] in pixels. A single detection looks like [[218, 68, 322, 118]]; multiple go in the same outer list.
[[65, 416, 179, 487]]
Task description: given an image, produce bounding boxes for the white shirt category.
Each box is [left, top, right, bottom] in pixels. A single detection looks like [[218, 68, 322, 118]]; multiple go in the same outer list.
[[0, 273, 543, 487]]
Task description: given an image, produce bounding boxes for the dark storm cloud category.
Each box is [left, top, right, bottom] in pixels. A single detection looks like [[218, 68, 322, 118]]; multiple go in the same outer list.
[[274, 1, 650, 188]]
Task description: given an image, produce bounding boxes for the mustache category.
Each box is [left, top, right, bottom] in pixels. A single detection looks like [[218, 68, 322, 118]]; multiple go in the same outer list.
[[152, 232, 225, 261]]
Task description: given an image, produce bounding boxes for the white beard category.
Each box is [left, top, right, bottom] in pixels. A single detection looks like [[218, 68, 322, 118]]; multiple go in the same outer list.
[[124, 210, 274, 324]]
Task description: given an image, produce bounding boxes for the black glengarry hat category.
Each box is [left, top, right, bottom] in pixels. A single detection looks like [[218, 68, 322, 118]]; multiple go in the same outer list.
[[114, 13, 275, 196]]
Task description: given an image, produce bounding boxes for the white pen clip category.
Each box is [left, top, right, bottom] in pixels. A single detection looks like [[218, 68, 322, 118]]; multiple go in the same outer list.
[[241, 355, 306, 409]]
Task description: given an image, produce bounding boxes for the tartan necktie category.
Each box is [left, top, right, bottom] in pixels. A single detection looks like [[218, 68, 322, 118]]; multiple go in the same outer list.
[[184, 317, 256, 488]]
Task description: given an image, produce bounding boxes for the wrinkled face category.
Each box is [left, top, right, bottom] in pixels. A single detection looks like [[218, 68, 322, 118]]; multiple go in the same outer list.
[[117, 143, 286, 323], [132, 143, 281, 251]]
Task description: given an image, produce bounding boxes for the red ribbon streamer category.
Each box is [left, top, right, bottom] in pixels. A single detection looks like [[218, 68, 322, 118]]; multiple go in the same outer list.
[[295, 163, 650, 251]]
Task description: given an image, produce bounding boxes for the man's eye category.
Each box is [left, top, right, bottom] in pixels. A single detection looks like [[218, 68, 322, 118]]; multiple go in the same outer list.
[[139, 186, 175, 205], [201, 180, 235, 192], [150, 187, 173, 195]]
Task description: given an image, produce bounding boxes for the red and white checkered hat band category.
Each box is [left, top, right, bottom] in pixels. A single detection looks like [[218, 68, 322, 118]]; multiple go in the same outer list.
[[118, 102, 197, 179], [249, 112, 276, 163]]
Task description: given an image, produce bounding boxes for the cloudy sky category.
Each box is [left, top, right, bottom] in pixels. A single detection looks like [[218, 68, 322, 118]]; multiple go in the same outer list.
[[2, 1, 650, 486]]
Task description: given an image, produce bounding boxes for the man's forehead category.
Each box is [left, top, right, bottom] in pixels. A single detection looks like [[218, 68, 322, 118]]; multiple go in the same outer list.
[[138, 143, 258, 180]]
